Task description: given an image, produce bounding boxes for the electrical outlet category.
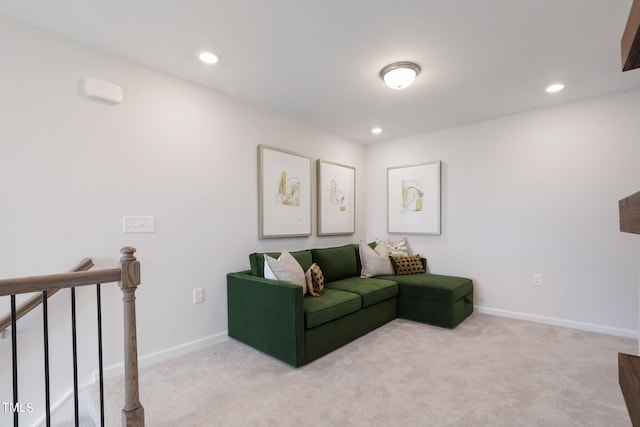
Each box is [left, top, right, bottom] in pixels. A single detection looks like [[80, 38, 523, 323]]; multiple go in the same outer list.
[[532, 274, 542, 287], [193, 288, 204, 304], [123, 216, 155, 233]]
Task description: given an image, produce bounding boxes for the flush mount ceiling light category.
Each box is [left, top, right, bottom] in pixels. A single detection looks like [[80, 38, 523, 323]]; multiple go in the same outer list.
[[380, 61, 421, 89], [371, 127, 383, 134], [198, 51, 219, 65]]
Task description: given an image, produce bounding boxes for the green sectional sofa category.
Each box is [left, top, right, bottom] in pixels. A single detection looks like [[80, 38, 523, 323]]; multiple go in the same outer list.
[[227, 243, 473, 367]]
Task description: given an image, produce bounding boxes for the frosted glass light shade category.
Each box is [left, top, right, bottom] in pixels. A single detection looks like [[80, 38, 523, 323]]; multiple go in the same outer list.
[[380, 62, 421, 89]]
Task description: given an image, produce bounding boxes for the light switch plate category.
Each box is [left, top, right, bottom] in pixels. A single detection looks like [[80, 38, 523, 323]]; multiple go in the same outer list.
[[123, 216, 155, 233], [193, 288, 204, 304], [532, 273, 542, 287]]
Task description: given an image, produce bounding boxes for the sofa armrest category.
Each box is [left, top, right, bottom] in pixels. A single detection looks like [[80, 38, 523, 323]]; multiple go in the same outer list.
[[227, 271, 305, 367]]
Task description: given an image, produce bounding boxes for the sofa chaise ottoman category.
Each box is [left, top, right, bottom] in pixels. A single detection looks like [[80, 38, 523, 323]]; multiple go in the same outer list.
[[378, 272, 473, 328]]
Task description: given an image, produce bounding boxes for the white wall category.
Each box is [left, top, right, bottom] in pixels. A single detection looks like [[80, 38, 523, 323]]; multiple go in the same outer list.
[[0, 16, 366, 425], [367, 89, 640, 336]]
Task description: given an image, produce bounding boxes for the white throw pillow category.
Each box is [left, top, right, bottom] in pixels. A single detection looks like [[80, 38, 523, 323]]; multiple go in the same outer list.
[[375, 237, 413, 257], [359, 241, 394, 278], [264, 251, 307, 295]]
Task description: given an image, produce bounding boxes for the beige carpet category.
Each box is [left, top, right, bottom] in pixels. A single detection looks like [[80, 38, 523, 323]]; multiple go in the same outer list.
[[88, 313, 635, 426]]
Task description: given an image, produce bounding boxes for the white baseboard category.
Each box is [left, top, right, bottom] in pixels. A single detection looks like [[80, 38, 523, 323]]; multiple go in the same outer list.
[[99, 330, 229, 381], [32, 389, 73, 427], [32, 380, 93, 427], [475, 306, 638, 339], [37, 333, 229, 426]]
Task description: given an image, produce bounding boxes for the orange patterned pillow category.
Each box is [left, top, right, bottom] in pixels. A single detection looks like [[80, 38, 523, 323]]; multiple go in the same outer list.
[[305, 263, 325, 297], [390, 255, 425, 276]]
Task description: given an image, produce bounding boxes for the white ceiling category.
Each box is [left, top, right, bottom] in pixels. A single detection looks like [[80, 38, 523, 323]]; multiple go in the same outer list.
[[2, 0, 640, 143]]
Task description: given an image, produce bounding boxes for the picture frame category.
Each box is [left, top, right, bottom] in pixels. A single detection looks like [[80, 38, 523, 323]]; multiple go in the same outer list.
[[317, 160, 355, 235], [387, 161, 441, 235], [258, 145, 312, 238]]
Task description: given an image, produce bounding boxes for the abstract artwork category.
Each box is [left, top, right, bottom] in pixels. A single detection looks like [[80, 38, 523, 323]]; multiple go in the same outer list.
[[387, 161, 441, 235], [259, 145, 311, 238], [317, 160, 355, 235], [276, 171, 301, 206]]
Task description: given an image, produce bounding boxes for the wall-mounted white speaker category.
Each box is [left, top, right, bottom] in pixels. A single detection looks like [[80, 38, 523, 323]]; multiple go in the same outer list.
[[82, 77, 123, 104]]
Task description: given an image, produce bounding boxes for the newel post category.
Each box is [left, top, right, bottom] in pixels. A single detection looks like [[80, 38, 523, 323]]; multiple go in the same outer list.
[[119, 247, 145, 427]]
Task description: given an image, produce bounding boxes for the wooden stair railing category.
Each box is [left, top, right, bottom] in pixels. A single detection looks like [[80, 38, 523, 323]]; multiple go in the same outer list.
[[0, 247, 144, 427], [0, 257, 94, 335]]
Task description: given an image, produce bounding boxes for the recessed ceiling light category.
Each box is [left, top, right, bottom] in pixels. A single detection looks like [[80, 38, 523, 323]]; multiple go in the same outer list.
[[371, 127, 383, 134], [545, 83, 565, 93], [380, 62, 421, 89], [198, 51, 219, 65]]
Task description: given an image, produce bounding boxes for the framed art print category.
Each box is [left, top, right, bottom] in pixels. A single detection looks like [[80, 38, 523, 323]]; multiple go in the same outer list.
[[258, 145, 312, 238], [387, 161, 441, 235], [317, 159, 355, 235]]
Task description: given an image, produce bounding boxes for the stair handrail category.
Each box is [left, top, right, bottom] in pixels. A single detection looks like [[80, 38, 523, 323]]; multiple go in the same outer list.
[[0, 246, 145, 427], [0, 257, 94, 335]]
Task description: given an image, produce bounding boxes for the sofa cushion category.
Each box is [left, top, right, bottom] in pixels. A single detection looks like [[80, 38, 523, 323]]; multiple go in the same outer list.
[[325, 277, 398, 308], [249, 250, 313, 277], [303, 288, 361, 329], [376, 273, 472, 302], [311, 245, 358, 282]]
